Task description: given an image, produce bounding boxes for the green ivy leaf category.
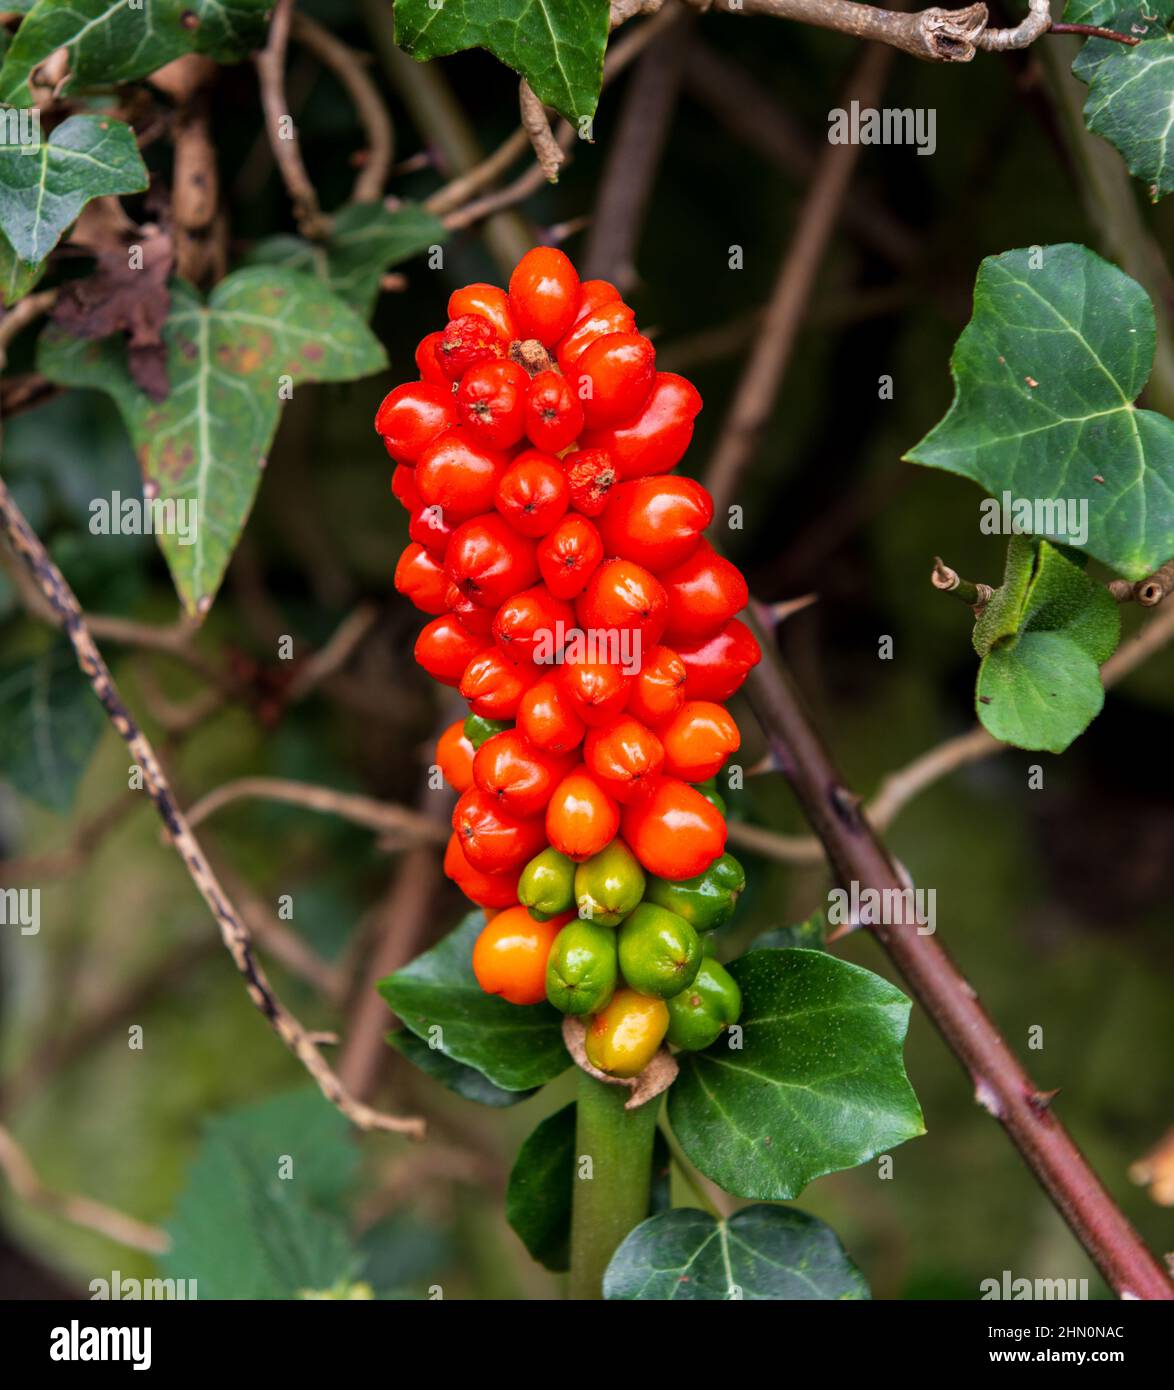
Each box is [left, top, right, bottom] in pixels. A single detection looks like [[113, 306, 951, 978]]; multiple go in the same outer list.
[[244, 203, 447, 319], [0, 638, 105, 812], [161, 1090, 360, 1300], [0, 226, 45, 305], [667, 948, 923, 1201], [749, 910, 827, 953], [393, 0, 609, 124], [387, 1028, 537, 1107], [506, 1103, 576, 1271], [38, 268, 386, 619], [378, 911, 570, 1092], [603, 1206, 871, 1301], [0, 0, 270, 105], [906, 243, 1174, 582], [0, 114, 146, 265], [973, 534, 1037, 657], [975, 540, 1120, 752], [1066, 1, 1174, 201]]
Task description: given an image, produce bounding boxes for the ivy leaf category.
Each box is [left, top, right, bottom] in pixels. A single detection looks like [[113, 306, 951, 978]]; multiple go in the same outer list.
[[378, 911, 570, 1092], [393, 0, 609, 124], [975, 540, 1121, 752], [906, 243, 1174, 582], [603, 1206, 871, 1301], [1066, 1, 1174, 201], [749, 910, 827, 953], [973, 534, 1037, 657], [245, 203, 446, 320], [0, 638, 105, 812], [387, 1028, 537, 1107], [667, 948, 923, 1201], [0, 0, 270, 105], [506, 1103, 576, 1271], [37, 267, 386, 619], [161, 1089, 360, 1300], [0, 114, 146, 265], [0, 228, 45, 305]]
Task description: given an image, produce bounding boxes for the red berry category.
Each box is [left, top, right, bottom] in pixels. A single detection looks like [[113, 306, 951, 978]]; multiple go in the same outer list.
[[445, 583, 496, 637], [574, 279, 621, 323], [473, 730, 573, 818], [448, 283, 517, 341], [517, 676, 586, 753], [460, 648, 531, 719], [596, 476, 713, 573], [444, 833, 519, 909], [394, 541, 449, 615], [584, 716, 665, 805], [537, 515, 604, 600], [660, 539, 749, 643], [493, 584, 575, 666], [509, 246, 581, 346], [559, 657, 634, 727], [409, 502, 454, 555], [556, 300, 637, 374], [377, 383, 458, 467], [626, 644, 687, 726], [452, 787, 548, 875], [415, 331, 449, 387], [574, 332, 656, 428], [675, 618, 761, 701], [457, 358, 529, 450], [524, 370, 585, 453], [495, 450, 570, 538], [414, 614, 488, 687], [581, 372, 702, 479], [415, 427, 509, 522], [446, 514, 539, 609], [440, 313, 506, 380], [564, 448, 619, 516], [392, 463, 422, 512], [658, 700, 740, 782], [576, 558, 668, 648], [621, 776, 727, 879]]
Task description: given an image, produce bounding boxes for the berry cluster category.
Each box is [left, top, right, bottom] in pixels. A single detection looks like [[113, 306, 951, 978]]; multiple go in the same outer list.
[[378, 248, 760, 1078]]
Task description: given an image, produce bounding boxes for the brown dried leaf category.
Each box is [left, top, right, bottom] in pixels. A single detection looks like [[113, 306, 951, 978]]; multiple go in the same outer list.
[[561, 1015, 678, 1110]]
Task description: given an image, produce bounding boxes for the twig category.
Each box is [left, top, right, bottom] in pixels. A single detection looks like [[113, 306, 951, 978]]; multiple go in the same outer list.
[[286, 602, 380, 702], [1048, 21, 1139, 43], [1109, 559, 1174, 607], [424, 128, 531, 216], [0, 474, 424, 1139], [0, 1125, 169, 1254], [703, 42, 894, 518], [0, 793, 138, 883], [291, 12, 394, 203], [582, 12, 693, 290], [742, 612, 1174, 1299], [519, 80, 566, 184], [931, 556, 993, 610], [256, 0, 330, 239]]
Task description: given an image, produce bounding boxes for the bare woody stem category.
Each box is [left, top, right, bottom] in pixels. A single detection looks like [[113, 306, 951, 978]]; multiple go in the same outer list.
[[742, 614, 1174, 1300]]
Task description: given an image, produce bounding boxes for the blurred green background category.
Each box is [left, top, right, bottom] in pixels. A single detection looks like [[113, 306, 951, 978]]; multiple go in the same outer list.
[[0, 0, 1171, 1300]]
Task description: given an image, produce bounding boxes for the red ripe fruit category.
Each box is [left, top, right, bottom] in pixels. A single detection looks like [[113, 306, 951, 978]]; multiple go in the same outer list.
[[495, 450, 569, 538], [460, 648, 531, 719], [444, 833, 519, 909], [508, 246, 581, 346], [493, 585, 575, 666], [545, 769, 620, 862], [658, 700, 741, 782], [581, 373, 702, 480], [564, 448, 619, 516], [452, 786, 548, 875], [576, 558, 668, 648], [444, 583, 496, 638], [660, 539, 749, 643], [574, 279, 621, 322], [517, 676, 586, 754], [584, 716, 665, 805], [574, 332, 656, 428], [375, 382, 459, 465], [524, 370, 585, 453], [675, 618, 762, 701], [537, 515, 604, 600], [414, 614, 488, 687], [409, 503, 454, 556], [415, 428, 509, 522], [446, 514, 539, 609], [440, 313, 505, 380], [392, 463, 422, 512], [436, 721, 476, 792], [448, 283, 517, 342], [415, 331, 449, 387], [626, 644, 687, 725], [559, 658, 633, 727], [556, 300, 637, 374], [394, 541, 449, 615], [596, 476, 713, 573], [620, 776, 727, 880], [457, 358, 530, 450], [473, 730, 573, 818]]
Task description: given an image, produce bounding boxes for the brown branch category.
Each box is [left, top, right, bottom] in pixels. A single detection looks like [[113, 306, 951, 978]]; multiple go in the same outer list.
[[291, 11, 394, 203], [1049, 21, 1139, 44], [256, 0, 330, 239], [931, 555, 994, 610], [0, 1125, 169, 1254], [703, 42, 894, 519], [742, 611, 1174, 1299], [285, 602, 380, 702], [0, 474, 424, 1139], [519, 80, 566, 184], [182, 775, 449, 848]]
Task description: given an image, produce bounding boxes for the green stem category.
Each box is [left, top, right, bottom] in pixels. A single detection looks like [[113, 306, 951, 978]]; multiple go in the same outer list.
[[568, 1072, 659, 1300]]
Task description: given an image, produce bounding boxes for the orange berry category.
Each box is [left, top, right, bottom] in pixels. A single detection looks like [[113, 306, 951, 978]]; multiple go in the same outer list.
[[546, 769, 620, 861], [472, 906, 570, 1005], [658, 701, 740, 782], [436, 719, 475, 792], [621, 776, 726, 880]]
